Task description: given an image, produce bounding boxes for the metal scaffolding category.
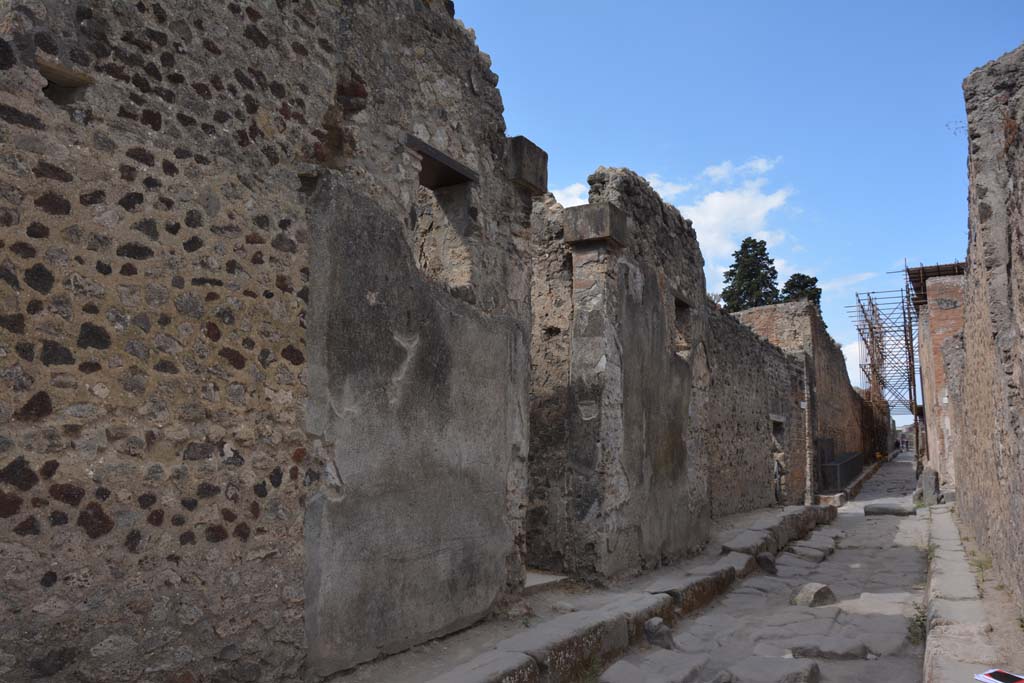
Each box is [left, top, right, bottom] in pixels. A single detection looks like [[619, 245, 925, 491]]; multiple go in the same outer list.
[[844, 285, 918, 417]]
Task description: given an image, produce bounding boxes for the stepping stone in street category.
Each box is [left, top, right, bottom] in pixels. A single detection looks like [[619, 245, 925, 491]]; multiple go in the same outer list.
[[727, 656, 821, 682], [863, 502, 915, 516], [791, 583, 837, 607]]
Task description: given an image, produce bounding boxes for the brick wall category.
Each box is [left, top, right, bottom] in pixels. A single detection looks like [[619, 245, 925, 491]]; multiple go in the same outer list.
[[916, 275, 965, 486]]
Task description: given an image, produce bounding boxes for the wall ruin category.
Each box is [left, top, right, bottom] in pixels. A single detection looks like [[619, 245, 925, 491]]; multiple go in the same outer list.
[[699, 308, 809, 516], [0, 0, 544, 680], [956, 42, 1024, 606], [735, 301, 889, 473], [526, 174, 835, 581], [527, 168, 710, 580]]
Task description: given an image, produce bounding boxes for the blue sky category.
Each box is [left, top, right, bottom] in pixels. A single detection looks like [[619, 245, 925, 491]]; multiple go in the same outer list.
[[456, 1, 1024, 417]]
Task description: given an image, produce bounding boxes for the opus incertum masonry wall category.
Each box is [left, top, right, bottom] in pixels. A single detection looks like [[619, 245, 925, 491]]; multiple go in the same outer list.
[[0, 1, 545, 680]]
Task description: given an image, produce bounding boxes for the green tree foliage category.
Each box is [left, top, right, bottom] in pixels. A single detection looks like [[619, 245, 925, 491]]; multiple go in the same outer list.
[[781, 273, 822, 308], [721, 237, 779, 312]]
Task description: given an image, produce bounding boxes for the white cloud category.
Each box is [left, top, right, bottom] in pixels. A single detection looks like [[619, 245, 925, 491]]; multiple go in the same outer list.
[[841, 341, 865, 388], [702, 156, 781, 183], [552, 182, 588, 208], [644, 173, 691, 202], [820, 272, 878, 292], [679, 178, 792, 263]]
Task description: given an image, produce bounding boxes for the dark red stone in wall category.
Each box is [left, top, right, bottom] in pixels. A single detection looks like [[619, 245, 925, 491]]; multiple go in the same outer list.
[[0, 457, 40, 490], [14, 392, 52, 421], [77, 502, 114, 538]]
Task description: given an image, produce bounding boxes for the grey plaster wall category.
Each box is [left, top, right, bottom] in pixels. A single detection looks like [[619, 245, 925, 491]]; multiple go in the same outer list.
[[304, 178, 529, 675]]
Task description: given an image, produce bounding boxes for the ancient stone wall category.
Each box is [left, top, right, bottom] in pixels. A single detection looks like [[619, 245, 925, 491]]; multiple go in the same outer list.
[[526, 194, 574, 570], [957, 43, 1024, 606], [527, 168, 710, 580], [916, 275, 965, 486], [527, 170, 822, 578], [735, 301, 889, 487], [699, 307, 809, 516], [0, 1, 543, 680]]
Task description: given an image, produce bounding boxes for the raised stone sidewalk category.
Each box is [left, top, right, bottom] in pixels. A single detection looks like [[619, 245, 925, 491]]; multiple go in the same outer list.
[[423, 506, 836, 683], [922, 504, 999, 682]]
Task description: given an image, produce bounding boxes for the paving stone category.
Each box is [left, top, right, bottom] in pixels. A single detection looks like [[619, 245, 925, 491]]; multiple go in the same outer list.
[[423, 650, 540, 683], [602, 650, 708, 683], [600, 660, 660, 683], [786, 545, 826, 563], [924, 623, 999, 669], [789, 635, 868, 659], [790, 583, 836, 607], [721, 529, 777, 556], [927, 597, 988, 628], [794, 536, 835, 554], [727, 656, 821, 682]]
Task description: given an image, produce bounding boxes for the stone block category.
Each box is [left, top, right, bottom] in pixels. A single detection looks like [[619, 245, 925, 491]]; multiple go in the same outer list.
[[721, 529, 776, 556], [789, 635, 867, 659], [496, 609, 628, 681], [598, 661, 650, 683], [602, 651, 709, 683], [727, 656, 820, 682], [790, 583, 837, 607], [646, 567, 735, 614], [716, 551, 758, 578], [756, 552, 778, 575], [505, 136, 548, 194], [600, 592, 675, 645], [424, 650, 541, 683], [643, 617, 677, 650], [864, 503, 916, 516], [563, 203, 627, 246], [786, 546, 826, 563]]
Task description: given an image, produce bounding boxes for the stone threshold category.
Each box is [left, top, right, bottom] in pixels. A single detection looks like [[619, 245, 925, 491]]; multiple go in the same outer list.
[[425, 505, 837, 683]]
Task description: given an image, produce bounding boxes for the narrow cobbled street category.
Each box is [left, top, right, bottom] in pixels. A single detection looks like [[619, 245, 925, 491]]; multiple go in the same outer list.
[[603, 453, 928, 682]]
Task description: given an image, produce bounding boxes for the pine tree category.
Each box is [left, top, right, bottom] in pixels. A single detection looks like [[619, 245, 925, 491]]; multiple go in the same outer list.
[[720, 237, 779, 313], [781, 273, 822, 308]]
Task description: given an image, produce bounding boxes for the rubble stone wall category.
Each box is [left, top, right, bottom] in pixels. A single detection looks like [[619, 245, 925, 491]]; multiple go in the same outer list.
[[957, 43, 1024, 606], [527, 168, 710, 580], [736, 301, 889, 485], [0, 1, 540, 680], [700, 307, 809, 517]]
